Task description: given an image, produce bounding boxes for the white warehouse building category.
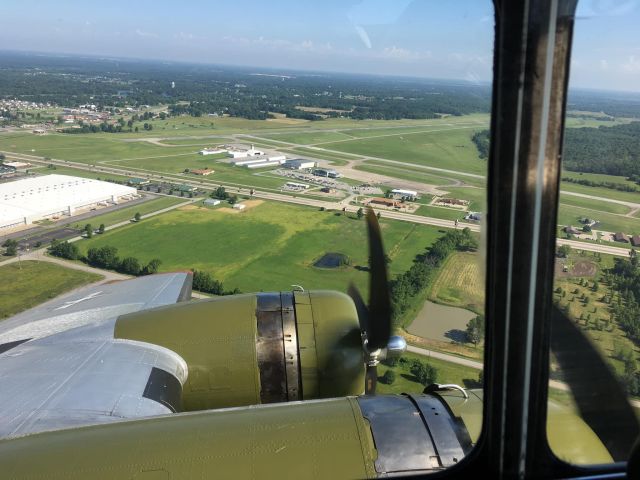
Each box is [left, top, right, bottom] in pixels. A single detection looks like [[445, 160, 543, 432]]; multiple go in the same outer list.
[[0, 175, 137, 230]]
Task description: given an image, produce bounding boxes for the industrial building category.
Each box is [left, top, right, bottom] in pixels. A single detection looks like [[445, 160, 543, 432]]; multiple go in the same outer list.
[[313, 168, 341, 179], [284, 159, 317, 170], [391, 189, 419, 200], [0, 175, 137, 230], [199, 148, 227, 156], [227, 145, 264, 159]]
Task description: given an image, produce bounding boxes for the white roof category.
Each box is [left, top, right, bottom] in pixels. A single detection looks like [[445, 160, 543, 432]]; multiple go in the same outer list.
[[1, 175, 137, 227], [391, 189, 418, 196]]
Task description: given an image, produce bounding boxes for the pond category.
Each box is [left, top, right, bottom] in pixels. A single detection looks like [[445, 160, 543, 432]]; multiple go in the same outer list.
[[313, 252, 350, 268], [407, 300, 477, 343]]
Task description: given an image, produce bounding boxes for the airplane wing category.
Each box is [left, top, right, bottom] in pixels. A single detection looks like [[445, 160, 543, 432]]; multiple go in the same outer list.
[[0, 272, 193, 439]]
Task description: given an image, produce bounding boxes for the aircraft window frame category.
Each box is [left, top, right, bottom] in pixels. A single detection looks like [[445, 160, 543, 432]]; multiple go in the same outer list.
[[437, 1, 632, 478]]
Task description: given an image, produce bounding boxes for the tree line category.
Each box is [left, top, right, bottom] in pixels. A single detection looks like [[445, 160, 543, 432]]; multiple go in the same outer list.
[[48, 240, 239, 295], [561, 176, 640, 193], [390, 228, 478, 328]]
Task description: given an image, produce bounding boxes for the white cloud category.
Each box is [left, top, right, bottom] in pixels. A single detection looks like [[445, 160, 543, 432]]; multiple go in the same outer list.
[[622, 55, 640, 72], [135, 29, 158, 39]]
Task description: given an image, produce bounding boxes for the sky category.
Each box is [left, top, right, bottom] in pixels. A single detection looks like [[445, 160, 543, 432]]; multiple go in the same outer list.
[[0, 0, 639, 91]]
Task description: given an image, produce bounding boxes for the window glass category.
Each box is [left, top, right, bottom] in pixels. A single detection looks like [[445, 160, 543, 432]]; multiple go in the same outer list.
[[549, 0, 640, 465]]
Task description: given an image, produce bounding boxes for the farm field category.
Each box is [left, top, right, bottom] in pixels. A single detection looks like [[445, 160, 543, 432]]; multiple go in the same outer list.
[[429, 252, 484, 313], [76, 201, 444, 295], [69, 196, 187, 229], [0, 261, 103, 319]]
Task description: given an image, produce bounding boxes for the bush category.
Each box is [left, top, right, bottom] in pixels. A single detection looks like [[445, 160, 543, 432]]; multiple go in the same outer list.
[[380, 370, 396, 385], [48, 239, 80, 260], [410, 361, 438, 386]]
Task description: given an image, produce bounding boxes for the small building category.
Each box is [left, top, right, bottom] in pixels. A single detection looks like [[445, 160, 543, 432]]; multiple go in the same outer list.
[[613, 232, 629, 243], [284, 159, 317, 170], [0, 165, 17, 179], [465, 212, 482, 221], [199, 148, 227, 156], [563, 226, 582, 235], [631, 235, 640, 247], [3, 161, 31, 169], [370, 197, 400, 208], [127, 177, 150, 187], [268, 155, 287, 163], [439, 198, 468, 206], [285, 182, 310, 190], [391, 189, 419, 200], [204, 198, 221, 206], [191, 168, 214, 176], [233, 203, 246, 210]]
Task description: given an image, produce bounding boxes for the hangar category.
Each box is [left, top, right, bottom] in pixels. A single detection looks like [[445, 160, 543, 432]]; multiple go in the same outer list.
[[0, 175, 137, 230]]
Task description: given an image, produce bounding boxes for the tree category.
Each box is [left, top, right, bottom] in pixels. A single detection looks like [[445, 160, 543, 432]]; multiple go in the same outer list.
[[87, 246, 119, 270], [557, 244, 571, 258], [142, 258, 162, 275], [3, 238, 18, 256], [228, 195, 237, 205], [119, 257, 142, 275], [356, 207, 364, 219], [134, 212, 141, 222], [466, 315, 485, 346], [98, 224, 105, 234], [84, 224, 93, 239], [380, 370, 396, 385], [48, 239, 79, 260], [410, 361, 438, 386], [213, 186, 228, 199]]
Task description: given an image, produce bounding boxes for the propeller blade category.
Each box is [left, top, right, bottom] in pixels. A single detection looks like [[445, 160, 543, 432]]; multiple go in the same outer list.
[[366, 207, 392, 350], [365, 363, 378, 395], [550, 305, 640, 461], [347, 283, 370, 339]]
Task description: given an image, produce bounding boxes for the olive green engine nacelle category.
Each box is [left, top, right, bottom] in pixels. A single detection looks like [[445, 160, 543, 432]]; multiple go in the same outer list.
[[115, 290, 364, 411]]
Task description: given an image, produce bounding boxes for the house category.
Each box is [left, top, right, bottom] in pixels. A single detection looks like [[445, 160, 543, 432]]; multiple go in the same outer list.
[[631, 235, 640, 247], [613, 232, 629, 243], [370, 197, 400, 208], [204, 198, 221, 206], [563, 226, 582, 235], [191, 169, 214, 176]]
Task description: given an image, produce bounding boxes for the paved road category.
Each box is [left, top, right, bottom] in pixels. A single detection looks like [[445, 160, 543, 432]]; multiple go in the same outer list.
[[406, 344, 640, 407], [5, 153, 635, 259]]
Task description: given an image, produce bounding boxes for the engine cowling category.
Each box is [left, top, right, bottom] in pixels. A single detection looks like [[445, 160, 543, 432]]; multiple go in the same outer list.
[[114, 290, 364, 411]]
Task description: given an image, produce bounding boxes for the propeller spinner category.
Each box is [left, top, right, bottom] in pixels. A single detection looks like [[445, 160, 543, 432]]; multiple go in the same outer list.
[[348, 207, 406, 395]]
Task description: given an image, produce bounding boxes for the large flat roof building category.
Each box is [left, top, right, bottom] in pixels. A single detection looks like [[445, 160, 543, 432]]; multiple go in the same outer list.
[[0, 175, 137, 230]]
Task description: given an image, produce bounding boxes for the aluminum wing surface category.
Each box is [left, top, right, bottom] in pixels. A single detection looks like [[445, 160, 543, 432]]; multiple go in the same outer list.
[[0, 273, 192, 439]]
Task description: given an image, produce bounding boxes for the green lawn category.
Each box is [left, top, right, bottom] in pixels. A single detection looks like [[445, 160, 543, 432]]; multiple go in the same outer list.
[[77, 201, 444, 295], [376, 351, 482, 395], [37, 165, 131, 182], [560, 181, 640, 204], [70, 196, 187, 229], [258, 131, 356, 145], [0, 261, 103, 319]]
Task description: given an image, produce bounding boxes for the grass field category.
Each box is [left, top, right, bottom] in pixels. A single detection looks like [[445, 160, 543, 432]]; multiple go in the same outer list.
[[560, 180, 640, 204], [35, 165, 132, 182], [258, 131, 357, 145], [559, 193, 631, 215], [320, 127, 489, 174], [376, 351, 482, 395], [429, 252, 484, 312], [69, 196, 187, 229], [77, 201, 444, 295], [557, 204, 640, 234], [0, 261, 103, 319]]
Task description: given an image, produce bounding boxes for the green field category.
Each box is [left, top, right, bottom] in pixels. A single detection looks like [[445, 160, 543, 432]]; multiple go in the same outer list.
[[69, 196, 188, 229], [376, 351, 482, 395], [321, 127, 488, 174], [0, 261, 103, 319], [258, 131, 356, 145], [557, 204, 640, 234], [560, 181, 640, 204], [559, 193, 631, 215], [429, 252, 484, 312], [35, 165, 132, 182], [77, 201, 444, 294]]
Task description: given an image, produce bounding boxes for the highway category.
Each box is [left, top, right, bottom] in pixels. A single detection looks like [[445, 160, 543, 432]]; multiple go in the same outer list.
[[5, 151, 635, 258]]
